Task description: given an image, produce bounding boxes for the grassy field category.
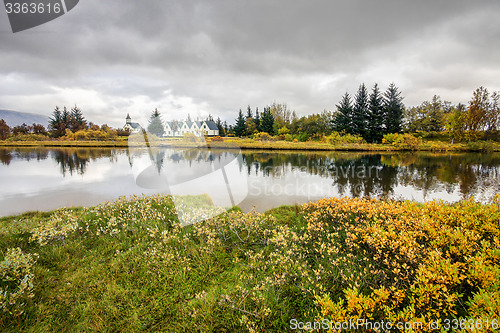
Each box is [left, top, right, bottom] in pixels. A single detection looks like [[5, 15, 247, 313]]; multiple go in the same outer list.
[[1, 137, 500, 152], [1, 194, 500, 332]]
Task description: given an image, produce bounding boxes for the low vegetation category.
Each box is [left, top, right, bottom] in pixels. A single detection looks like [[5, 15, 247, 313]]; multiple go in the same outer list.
[[1, 194, 499, 331]]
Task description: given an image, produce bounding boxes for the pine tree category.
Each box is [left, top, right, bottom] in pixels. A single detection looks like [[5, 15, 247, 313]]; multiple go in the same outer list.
[[367, 84, 385, 142], [49, 106, 65, 137], [234, 109, 246, 137], [261, 107, 275, 134], [254, 108, 261, 132], [147, 108, 165, 137], [246, 105, 253, 120], [215, 117, 225, 136], [334, 92, 353, 134], [62, 107, 71, 130], [70, 105, 87, 131], [427, 95, 445, 132], [353, 83, 369, 137], [384, 83, 404, 134]]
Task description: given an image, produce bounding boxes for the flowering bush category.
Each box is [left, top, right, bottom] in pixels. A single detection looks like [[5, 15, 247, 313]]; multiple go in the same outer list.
[[30, 209, 79, 246], [81, 194, 178, 237], [382, 133, 399, 144], [0, 248, 38, 316], [254, 132, 272, 141], [328, 133, 365, 144], [210, 136, 224, 142], [2, 194, 499, 331], [392, 133, 422, 150]]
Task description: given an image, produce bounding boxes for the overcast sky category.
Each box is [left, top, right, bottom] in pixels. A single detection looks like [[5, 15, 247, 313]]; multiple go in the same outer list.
[[1, 1, 499, 128]]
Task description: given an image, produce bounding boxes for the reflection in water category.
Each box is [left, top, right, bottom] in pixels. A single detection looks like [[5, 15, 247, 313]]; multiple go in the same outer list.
[[0, 148, 49, 166], [50, 148, 119, 176], [0, 147, 500, 217], [241, 151, 500, 202]]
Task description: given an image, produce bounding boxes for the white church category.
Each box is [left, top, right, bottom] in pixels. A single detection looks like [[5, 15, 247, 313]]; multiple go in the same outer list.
[[124, 114, 219, 137]]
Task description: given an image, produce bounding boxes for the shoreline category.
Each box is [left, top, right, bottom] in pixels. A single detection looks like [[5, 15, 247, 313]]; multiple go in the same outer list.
[[1, 139, 500, 152]]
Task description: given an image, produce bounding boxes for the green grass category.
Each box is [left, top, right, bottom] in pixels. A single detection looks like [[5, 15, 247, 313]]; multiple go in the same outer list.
[[1, 195, 500, 332], [2, 137, 500, 152]]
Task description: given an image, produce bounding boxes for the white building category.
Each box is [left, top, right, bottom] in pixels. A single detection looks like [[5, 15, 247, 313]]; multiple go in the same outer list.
[[123, 115, 219, 137], [123, 114, 142, 133], [165, 120, 219, 137]]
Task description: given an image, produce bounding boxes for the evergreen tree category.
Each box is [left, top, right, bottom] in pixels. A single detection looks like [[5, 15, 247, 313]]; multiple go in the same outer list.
[[261, 107, 275, 134], [234, 109, 246, 137], [367, 84, 385, 142], [62, 107, 71, 130], [427, 95, 445, 132], [384, 83, 404, 133], [246, 105, 253, 120], [352, 83, 369, 137], [254, 107, 261, 131], [70, 105, 87, 131], [215, 117, 225, 136], [49, 106, 65, 137], [147, 108, 165, 137], [334, 92, 353, 134]]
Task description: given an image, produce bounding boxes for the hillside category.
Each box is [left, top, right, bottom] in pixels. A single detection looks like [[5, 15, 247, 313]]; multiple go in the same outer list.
[[0, 109, 49, 127]]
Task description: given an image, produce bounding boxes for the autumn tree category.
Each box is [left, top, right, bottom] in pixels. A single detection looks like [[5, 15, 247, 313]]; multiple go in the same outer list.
[[487, 91, 500, 132], [270, 102, 292, 131], [466, 86, 489, 134], [32, 123, 47, 135], [0, 119, 10, 140], [12, 123, 32, 135], [446, 103, 467, 143]]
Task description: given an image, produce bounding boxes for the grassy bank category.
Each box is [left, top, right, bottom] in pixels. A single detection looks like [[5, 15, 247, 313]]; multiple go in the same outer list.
[[2, 137, 500, 152], [212, 137, 500, 152], [1, 194, 500, 332]]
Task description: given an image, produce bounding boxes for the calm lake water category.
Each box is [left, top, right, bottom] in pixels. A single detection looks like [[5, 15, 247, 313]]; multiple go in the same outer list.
[[1, 147, 499, 217]]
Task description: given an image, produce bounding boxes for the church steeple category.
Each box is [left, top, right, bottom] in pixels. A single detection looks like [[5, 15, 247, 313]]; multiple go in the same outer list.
[[126, 113, 131, 124]]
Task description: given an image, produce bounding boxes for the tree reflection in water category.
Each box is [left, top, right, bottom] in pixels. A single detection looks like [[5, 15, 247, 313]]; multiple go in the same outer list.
[[1, 147, 499, 202]]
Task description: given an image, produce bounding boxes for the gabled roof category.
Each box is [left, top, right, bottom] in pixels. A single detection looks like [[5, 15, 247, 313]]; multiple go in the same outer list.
[[204, 120, 219, 130], [127, 122, 141, 129]]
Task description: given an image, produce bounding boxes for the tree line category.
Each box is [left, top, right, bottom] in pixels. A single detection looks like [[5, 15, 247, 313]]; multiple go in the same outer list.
[[0, 105, 129, 141], [227, 84, 499, 143], [404, 87, 499, 141]]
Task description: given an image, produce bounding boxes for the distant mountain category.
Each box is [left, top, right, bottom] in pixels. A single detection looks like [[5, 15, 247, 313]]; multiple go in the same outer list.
[[0, 109, 49, 128]]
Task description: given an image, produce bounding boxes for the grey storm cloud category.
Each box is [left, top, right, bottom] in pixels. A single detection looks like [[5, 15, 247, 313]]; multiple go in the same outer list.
[[0, 0, 499, 127]]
